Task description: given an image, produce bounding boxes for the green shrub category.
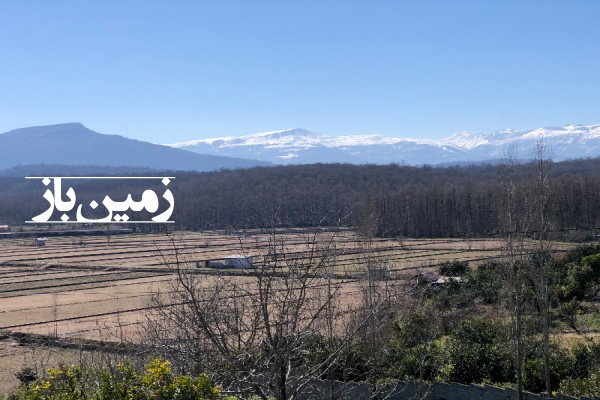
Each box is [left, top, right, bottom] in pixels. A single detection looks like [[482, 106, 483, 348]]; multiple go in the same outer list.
[[438, 261, 469, 277], [581, 253, 600, 281], [558, 262, 594, 301], [562, 245, 600, 265], [440, 318, 513, 385], [571, 341, 600, 380], [465, 261, 503, 304], [522, 348, 575, 394], [559, 371, 600, 398], [386, 311, 443, 380]]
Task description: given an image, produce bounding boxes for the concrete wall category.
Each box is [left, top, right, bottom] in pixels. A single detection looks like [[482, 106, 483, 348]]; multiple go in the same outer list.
[[296, 379, 592, 400]]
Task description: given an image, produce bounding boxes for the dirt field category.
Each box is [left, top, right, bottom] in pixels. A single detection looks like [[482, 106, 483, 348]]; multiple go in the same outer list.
[[0, 230, 574, 337]]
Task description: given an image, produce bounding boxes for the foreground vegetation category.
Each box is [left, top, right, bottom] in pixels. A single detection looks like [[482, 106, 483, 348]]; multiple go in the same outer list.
[[8, 357, 229, 400]]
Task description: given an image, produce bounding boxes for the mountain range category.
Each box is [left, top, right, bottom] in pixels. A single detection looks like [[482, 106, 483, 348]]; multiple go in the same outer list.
[[167, 124, 600, 165], [0, 123, 270, 172], [2, 123, 600, 173]]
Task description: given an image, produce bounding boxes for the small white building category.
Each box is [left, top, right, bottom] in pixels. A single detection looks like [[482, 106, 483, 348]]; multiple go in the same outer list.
[[0, 225, 9, 232], [36, 238, 47, 246], [415, 271, 438, 285], [434, 276, 462, 285], [223, 255, 254, 269]]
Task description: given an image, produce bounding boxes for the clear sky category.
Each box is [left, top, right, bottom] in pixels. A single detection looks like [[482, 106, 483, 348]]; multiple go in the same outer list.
[[1, 1, 599, 143]]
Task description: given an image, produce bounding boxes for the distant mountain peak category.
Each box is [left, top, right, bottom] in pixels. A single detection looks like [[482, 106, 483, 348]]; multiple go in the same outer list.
[[0, 123, 270, 172], [2, 122, 89, 137], [442, 131, 489, 150]]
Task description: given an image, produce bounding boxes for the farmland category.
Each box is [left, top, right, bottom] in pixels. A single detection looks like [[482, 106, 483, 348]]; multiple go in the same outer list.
[[0, 230, 581, 394], [0, 230, 576, 338]]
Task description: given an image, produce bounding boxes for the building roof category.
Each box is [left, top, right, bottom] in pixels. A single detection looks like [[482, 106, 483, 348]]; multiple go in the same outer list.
[[434, 276, 462, 284], [223, 255, 252, 259]]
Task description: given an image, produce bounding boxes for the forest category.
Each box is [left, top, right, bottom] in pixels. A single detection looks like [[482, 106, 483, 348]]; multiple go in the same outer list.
[[2, 157, 600, 238]]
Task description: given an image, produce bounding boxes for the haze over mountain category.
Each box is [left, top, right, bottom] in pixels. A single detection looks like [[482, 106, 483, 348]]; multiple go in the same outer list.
[[0, 123, 270, 172], [167, 124, 600, 165]]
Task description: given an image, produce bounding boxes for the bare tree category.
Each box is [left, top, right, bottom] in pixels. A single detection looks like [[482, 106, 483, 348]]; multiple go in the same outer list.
[[51, 292, 59, 339], [497, 146, 528, 400], [498, 141, 555, 399], [144, 229, 383, 400], [529, 139, 554, 398]]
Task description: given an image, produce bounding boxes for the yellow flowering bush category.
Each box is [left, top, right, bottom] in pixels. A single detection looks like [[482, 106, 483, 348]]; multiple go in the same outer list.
[[10, 357, 227, 400]]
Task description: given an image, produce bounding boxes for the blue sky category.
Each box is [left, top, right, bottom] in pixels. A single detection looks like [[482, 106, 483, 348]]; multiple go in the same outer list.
[[1, 1, 599, 143]]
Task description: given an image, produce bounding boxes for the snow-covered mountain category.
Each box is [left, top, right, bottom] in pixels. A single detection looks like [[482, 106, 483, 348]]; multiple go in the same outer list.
[[166, 124, 600, 165]]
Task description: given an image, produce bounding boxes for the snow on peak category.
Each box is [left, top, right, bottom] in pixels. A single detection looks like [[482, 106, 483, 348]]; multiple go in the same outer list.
[[166, 129, 323, 149], [167, 128, 447, 150], [277, 152, 300, 160], [442, 131, 490, 150], [165, 123, 600, 166], [440, 124, 600, 150], [521, 124, 600, 139]]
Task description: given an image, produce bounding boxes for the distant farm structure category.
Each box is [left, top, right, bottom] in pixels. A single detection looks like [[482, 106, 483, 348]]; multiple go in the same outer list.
[[223, 255, 254, 269], [198, 255, 254, 269]]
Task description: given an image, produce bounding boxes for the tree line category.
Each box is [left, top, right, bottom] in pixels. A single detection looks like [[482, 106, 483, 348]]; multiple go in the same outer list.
[[2, 157, 600, 236]]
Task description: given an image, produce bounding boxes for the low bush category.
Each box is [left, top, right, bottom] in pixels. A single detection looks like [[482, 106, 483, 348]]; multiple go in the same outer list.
[[9, 357, 230, 400]]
